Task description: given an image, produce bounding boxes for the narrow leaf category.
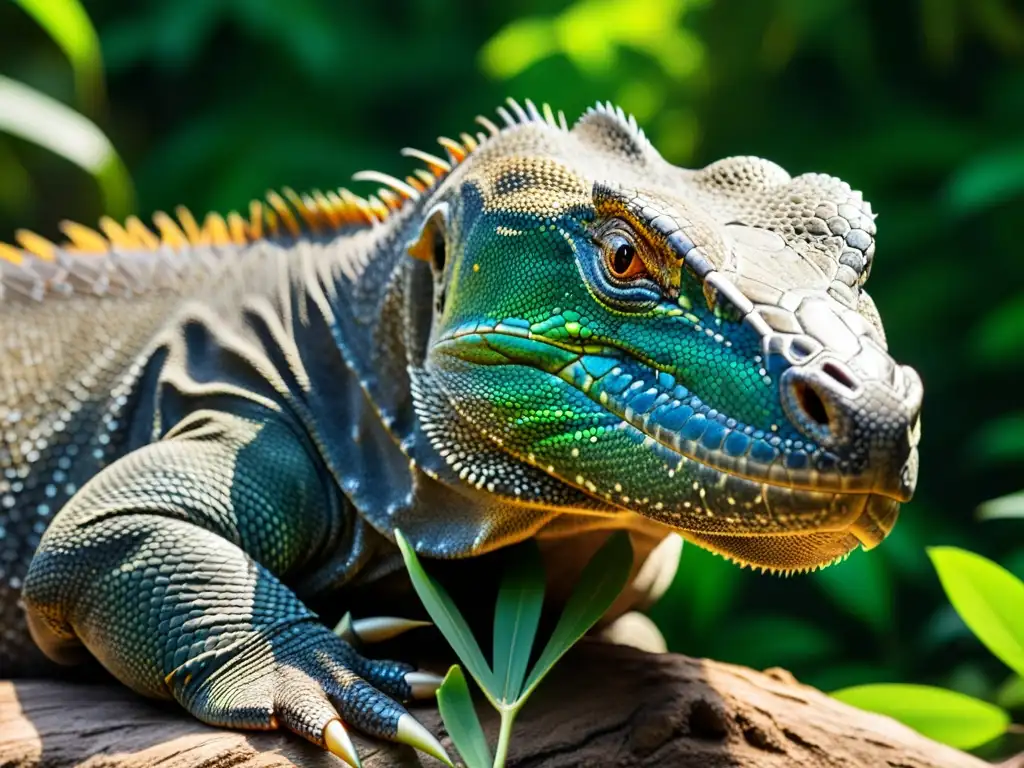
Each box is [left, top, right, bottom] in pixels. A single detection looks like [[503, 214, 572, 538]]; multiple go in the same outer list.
[[394, 530, 495, 695], [977, 491, 1024, 521], [520, 531, 633, 702], [928, 546, 1024, 678], [0, 76, 133, 217], [493, 541, 545, 704], [436, 666, 492, 768], [832, 683, 1009, 750], [13, 0, 105, 113]]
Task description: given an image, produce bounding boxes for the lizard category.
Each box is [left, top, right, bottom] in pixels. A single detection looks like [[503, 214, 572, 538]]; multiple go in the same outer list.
[[0, 98, 922, 766]]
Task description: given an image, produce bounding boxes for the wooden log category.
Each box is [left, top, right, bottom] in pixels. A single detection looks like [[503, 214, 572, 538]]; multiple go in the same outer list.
[[0, 642, 995, 767]]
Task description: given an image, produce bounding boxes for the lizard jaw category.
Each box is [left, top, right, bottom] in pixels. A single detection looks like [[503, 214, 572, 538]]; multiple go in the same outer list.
[[678, 495, 900, 573]]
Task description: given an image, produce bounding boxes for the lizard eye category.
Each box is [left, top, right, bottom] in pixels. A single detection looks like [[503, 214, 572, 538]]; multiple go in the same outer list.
[[580, 220, 661, 312], [603, 233, 648, 281]]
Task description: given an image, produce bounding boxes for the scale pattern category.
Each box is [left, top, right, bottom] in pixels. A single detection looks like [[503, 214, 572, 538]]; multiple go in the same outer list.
[[0, 99, 922, 760]]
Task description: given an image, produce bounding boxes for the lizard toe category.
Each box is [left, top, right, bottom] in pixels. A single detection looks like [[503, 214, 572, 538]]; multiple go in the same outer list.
[[345, 651, 419, 701], [333, 612, 432, 645]]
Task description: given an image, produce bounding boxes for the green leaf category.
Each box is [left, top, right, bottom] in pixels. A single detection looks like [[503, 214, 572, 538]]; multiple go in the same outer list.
[[832, 683, 1009, 750], [478, 0, 703, 81], [520, 531, 632, 702], [813, 547, 892, 634], [395, 530, 495, 696], [928, 546, 1024, 678], [0, 75, 133, 217], [996, 675, 1024, 711], [977, 491, 1024, 521], [436, 666, 492, 768], [13, 0, 105, 113], [492, 542, 545, 704]]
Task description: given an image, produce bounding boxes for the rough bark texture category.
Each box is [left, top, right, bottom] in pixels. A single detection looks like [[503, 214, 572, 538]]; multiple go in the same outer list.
[[0, 643, 995, 768]]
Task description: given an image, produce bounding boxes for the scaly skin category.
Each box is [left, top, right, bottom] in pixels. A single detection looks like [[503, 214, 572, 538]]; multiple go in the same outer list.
[[0, 99, 922, 763]]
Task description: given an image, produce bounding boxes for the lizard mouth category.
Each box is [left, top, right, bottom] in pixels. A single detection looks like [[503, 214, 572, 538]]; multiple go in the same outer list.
[[435, 327, 908, 568], [436, 327, 907, 497]]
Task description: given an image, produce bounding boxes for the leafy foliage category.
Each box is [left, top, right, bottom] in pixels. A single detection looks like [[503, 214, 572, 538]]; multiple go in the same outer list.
[[11, 0, 104, 113], [2, 1, 131, 216], [832, 683, 1009, 750], [396, 530, 634, 767], [395, 531, 495, 698], [929, 547, 1024, 680], [835, 546, 1024, 751]]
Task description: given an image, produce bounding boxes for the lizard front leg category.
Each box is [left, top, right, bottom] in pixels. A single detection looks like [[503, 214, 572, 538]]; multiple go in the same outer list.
[[21, 408, 449, 766]]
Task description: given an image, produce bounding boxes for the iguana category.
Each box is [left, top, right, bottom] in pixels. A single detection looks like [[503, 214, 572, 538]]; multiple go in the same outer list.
[[0, 99, 922, 766]]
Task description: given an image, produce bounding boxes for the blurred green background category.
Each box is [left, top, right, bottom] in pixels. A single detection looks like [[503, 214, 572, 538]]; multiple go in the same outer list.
[[2, 0, 1023, 752]]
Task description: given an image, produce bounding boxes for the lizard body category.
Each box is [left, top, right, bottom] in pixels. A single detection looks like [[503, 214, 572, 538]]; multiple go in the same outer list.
[[0, 99, 921, 763]]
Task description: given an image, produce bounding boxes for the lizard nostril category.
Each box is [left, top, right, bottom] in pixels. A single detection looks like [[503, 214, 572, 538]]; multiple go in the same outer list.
[[792, 379, 830, 428], [821, 361, 859, 392]]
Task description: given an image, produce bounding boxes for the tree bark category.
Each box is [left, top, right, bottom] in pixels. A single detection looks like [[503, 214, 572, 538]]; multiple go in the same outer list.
[[0, 643, 995, 768]]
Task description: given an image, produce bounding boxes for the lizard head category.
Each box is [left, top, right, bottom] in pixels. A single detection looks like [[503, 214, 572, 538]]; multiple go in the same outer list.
[[408, 101, 922, 573]]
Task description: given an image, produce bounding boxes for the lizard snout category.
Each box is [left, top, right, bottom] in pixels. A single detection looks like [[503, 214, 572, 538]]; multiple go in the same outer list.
[[781, 352, 922, 501]]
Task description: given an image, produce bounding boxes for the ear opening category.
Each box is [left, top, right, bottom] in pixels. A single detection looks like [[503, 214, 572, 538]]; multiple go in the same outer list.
[[407, 202, 449, 273]]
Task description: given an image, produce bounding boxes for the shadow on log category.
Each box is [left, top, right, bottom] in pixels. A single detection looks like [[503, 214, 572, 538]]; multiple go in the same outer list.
[[0, 642, 996, 767]]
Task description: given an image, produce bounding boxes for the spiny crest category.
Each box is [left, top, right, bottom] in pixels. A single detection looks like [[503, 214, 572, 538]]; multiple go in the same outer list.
[[0, 185, 405, 268], [585, 100, 647, 138], [0, 97, 644, 273], [358, 96, 572, 210], [574, 100, 653, 160], [0, 189, 374, 268]]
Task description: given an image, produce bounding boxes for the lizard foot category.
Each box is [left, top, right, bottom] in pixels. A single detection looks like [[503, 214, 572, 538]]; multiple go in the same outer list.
[[172, 622, 450, 767]]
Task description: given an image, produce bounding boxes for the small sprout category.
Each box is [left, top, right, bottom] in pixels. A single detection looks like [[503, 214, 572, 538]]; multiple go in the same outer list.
[[396, 529, 634, 768]]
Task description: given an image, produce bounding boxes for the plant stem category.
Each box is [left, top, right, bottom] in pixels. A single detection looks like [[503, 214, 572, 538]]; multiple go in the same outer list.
[[492, 706, 518, 768]]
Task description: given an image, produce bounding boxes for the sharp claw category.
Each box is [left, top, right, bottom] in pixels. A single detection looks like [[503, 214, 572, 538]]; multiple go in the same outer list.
[[396, 713, 453, 767], [332, 611, 355, 640], [350, 616, 432, 643], [405, 670, 444, 699], [324, 719, 362, 768]]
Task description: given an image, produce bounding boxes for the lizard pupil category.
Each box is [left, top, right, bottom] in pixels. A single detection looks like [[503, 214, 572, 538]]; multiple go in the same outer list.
[[612, 243, 637, 276]]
